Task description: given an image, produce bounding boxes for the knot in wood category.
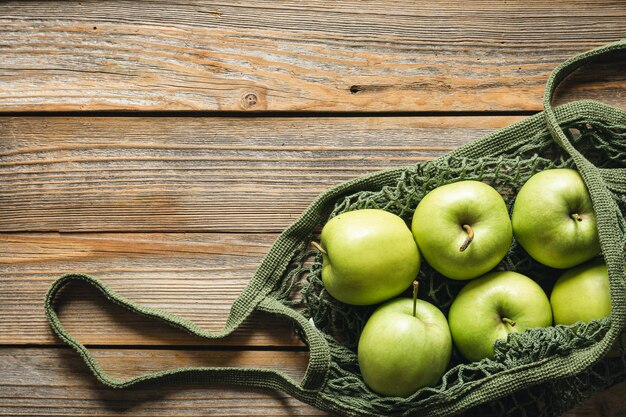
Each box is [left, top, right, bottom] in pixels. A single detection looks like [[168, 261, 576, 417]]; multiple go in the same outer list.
[[241, 92, 258, 109]]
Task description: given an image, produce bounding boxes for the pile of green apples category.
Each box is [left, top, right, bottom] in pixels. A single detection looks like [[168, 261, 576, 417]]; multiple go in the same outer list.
[[314, 168, 618, 398]]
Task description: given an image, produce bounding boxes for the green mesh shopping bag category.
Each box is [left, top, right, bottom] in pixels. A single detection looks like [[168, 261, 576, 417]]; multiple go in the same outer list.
[[45, 40, 626, 417]]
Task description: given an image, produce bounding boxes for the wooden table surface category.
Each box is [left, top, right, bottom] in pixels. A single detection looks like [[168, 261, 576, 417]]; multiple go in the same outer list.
[[1, 1, 625, 416]]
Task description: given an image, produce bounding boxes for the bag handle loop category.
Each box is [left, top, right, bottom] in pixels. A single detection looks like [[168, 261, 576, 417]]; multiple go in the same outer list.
[[45, 273, 329, 394], [542, 40, 626, 232], [543, 40, 626, 346], [44, 166, 409, 399], [543, 39, 626, 173]]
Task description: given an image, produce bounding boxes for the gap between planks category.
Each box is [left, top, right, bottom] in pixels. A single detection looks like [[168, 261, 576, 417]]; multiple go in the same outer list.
[[1, 1, 626, 112], [0, 114, 526, 233]]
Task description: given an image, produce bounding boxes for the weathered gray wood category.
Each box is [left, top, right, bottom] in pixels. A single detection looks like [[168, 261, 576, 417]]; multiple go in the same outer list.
[[0, 232, 305, 346], [0, 1, 624, 112], [0, 115, 523, 232]]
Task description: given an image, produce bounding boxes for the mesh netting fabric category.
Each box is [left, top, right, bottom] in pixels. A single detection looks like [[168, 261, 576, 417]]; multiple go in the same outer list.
[[42, 42, 626, 417], [269, 116, 626, 416]]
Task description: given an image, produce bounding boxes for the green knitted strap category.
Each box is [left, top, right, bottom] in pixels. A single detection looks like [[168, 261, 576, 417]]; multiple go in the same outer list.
[[44, 42, 626, 417], [45, 273, 328, 395], [601, 168, 626, 193], [542, 38, 626, 359], [44, 165, 408, 395], [543, 39, 626, 189], [418, 43, 626, 417]]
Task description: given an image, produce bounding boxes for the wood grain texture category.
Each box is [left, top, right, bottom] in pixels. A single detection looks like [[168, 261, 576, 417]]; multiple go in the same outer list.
[[0, 115, 524, 232], [0, 232, 307, 347], [3, 2, 625, 416], [2, 232, 623, 416], [0, 347, 326, 417], [561, 381, 626, 417], [1, 1, 625, 112], [0, 347, 623, 417]]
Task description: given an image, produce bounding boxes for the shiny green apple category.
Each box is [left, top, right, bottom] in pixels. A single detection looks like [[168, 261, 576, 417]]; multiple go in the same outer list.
[[358, 288, 452, 397], [550, 261, 611, 325], [448, 271, 553, 362], [317, 209, 420, 305], [512, 168, 600, 269], [550, 261, 625, 356], [411, 180, 512, 280]]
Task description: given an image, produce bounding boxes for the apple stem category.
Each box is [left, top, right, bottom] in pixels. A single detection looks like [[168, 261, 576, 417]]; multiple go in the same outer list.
[[571, 213, 583, 222], [502, 317, 516, 327], [459, 224, 475, 252], [412, 280, 419, 318], [311, 241, 327, 255]]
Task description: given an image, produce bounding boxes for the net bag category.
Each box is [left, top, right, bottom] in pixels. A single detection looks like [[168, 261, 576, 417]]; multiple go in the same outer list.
[[45, 41, 626, 417]]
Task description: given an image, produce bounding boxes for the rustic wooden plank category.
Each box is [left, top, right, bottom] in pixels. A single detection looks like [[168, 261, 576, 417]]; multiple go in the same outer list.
[[0, 1, 625, 112], [0, 347, 623, 416], [0, 347, 326, 416], [0, 115, 524, 232], [0, 232, 307, 347], [562, 381, 626, 417]]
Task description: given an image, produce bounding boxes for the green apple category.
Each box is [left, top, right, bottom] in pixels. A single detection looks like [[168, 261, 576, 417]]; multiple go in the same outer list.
[[448, 271, 553, 362], [358, 283, 452, 397], [512, 168, 600, 269], [551, 261, 611, 325], [316, 209, 420, 305], [551, 261, 625, 356], [411, 180, 512, 280]]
